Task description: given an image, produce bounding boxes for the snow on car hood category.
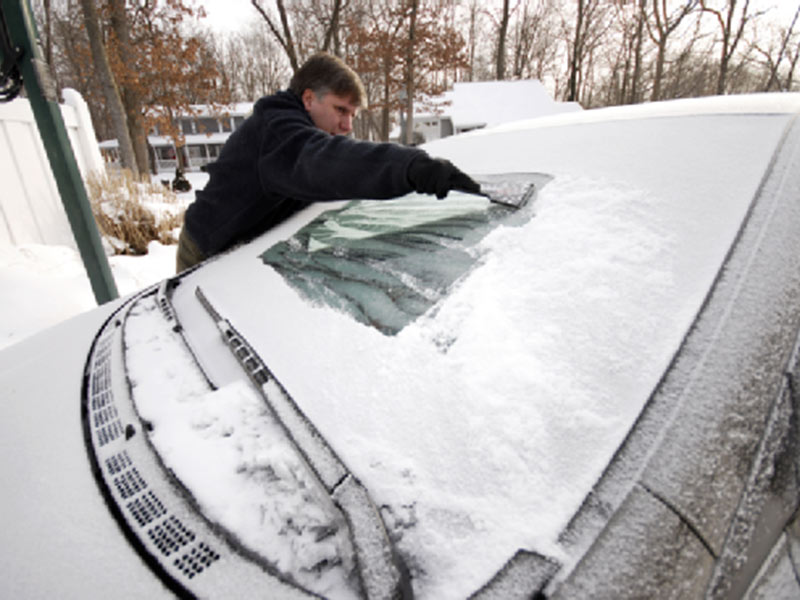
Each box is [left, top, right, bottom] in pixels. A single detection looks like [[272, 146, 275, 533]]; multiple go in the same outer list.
[[142, 106, 794, 598]]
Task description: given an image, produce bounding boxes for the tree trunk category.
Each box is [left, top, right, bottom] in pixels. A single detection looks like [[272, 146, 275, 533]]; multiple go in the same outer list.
[[764, 4, 799, 91], [251, 0, 299, 72], [78, 0, 138, 176], [403, 0, 418, 146], [381, 54, 391, 141], [322, 0, 343, 55], [42, 0, 52, 68], [496, 0, 510, 80], [467, 1, 478, 81], [700, 0, 751, 95], [630, 0, 646, 103], [647, 0, 699, 101], [652, 40, 666, 100], [568, 0, 585, 102], [108, 0, 149, 174]]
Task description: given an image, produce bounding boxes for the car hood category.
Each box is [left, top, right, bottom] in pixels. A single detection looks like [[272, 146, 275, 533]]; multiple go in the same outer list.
[[0, 299, 176, 599]]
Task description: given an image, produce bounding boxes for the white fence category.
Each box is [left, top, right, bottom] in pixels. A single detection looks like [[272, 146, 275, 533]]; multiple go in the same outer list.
[[0, 89, 104, 250]]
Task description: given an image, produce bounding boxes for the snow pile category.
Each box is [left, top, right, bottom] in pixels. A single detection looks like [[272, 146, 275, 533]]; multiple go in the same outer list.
[[442, 80, 581, 129], [0, 172, 205, 351], [0, 240, 175, 350]]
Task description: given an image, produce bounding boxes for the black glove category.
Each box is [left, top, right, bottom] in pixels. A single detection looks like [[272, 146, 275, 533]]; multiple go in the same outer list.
[[407, 155, 481, 199]]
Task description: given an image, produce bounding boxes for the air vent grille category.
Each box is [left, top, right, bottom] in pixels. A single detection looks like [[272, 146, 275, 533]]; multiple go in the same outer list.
[[174, 542, 221, 579], [148, 514, 196, 557], [113, 467, 147, 499], [105, 450, 133, 475], [82, 292, 318, 598], [84, 320, 224, 590], [128, 491, 167, 527]]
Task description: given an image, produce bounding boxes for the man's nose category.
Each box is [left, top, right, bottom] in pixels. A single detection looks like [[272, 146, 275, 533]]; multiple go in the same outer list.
[[340, 115, 353, 134]]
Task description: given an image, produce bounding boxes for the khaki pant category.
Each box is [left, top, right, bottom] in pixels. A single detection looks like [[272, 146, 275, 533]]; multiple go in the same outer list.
[[176, 226, 207, 273]]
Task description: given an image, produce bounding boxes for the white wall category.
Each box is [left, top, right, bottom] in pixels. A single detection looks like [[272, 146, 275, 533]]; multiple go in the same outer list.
[[0, 89, 104, 249]]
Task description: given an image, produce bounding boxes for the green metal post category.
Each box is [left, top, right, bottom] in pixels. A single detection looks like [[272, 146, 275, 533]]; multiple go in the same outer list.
[[1, 0, 118, 304]]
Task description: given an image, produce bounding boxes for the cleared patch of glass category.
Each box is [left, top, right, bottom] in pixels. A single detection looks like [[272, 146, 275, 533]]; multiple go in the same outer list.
[[261, 174, 550, 335]]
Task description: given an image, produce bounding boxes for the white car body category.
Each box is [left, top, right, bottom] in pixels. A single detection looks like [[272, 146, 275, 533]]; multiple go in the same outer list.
[[2, 93, 800, 599]]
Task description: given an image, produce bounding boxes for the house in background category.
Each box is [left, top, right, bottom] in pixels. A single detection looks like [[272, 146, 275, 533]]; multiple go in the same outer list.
[[101, 81, 580, 171], [396, 80, 582, 144], [99, 102, 253, 173]]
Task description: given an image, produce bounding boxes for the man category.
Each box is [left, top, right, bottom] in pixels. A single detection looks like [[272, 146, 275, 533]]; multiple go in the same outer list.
[[177, 52, 479, 272]]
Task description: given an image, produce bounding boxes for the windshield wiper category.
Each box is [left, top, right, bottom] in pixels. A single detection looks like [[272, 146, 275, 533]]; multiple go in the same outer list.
[[195, 285, 412, 600]]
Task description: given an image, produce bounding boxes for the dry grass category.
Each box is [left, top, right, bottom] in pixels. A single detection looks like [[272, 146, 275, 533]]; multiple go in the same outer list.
[[87, 169, 185, 255]]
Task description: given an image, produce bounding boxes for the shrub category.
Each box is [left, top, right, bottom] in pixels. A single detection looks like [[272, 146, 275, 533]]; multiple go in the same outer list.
[[87, 169, 185, 255]]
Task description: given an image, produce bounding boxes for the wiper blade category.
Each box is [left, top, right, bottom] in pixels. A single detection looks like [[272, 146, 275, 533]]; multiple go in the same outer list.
[[195, 285, 413, 600]]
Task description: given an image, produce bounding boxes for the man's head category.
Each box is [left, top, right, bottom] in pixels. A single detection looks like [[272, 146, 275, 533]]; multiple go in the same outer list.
[[289, 52, 367, 135]]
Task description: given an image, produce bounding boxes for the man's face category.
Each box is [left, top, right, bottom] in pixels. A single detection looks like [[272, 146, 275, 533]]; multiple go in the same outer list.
[[302, 89, 359, 135]]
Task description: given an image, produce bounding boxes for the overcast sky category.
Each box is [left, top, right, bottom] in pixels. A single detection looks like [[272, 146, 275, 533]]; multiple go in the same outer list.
[[198, 0, 257, 33], [196, 0, 797, 36]]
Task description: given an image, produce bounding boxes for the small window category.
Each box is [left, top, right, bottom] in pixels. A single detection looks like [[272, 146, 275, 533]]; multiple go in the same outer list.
[[187, 145, 206, 159], [180, 119, 195, 135], [156, 146, 176, 160], [197, 118, 220, 134]]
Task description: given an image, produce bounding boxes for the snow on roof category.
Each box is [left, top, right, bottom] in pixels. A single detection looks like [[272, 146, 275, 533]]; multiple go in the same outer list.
[[144, 102, 254, 120], [396, 80, 581, 140], [434, 80, 581, 129], [183, 102, 254, 118]]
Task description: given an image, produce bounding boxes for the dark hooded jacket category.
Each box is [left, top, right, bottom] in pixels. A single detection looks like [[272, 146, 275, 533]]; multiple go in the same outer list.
[[183, 90, 425, 256]]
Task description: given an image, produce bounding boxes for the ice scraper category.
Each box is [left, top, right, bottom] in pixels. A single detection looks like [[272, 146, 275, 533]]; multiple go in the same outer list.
[[457, 175, 537, 209]]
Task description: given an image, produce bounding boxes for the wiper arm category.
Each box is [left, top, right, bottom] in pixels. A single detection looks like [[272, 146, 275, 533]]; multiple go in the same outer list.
[[195, 285, 412, 600]]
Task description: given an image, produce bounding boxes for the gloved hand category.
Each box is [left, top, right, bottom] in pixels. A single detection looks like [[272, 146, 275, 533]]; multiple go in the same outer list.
[[407, 155, 481, 199]]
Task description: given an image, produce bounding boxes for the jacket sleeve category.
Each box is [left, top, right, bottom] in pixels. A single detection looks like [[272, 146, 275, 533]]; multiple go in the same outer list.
[[257, 107, 425, 203]]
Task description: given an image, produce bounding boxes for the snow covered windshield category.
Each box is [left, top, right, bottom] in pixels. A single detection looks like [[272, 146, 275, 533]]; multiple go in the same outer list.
[[261, 174, 551, 335], [136, 107, 794, 599]]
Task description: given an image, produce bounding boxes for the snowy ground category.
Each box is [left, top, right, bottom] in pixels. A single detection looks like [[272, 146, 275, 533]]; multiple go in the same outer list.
[[0, 172, 208, 351]]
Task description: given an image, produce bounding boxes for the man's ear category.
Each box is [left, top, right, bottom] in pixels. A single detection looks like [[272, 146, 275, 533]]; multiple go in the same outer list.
[[301, 89, 316, 111]]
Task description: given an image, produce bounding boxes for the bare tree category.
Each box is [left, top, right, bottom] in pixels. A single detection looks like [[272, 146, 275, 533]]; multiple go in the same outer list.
[[465, 0, 479, 81], [511, 0, 558, 81], [646, 0, 699, 101], [787, 50, 800, 90], [496, 0, 511, 79], [564, 0, 612, 103], [603, 0, 649, 104], [251, 0, 300, 71], [323, 0, 344, 53], [665, 20, 715, 96], [622, 0, 647, 104], [403, 0, 418, 144], [215, 25, 290, 101], [700, 0, 760, 94], [77, 0, 138, 175], [753, 2, 800, 91], [41, 0, 53, 68], [107, 0, 149, 174], [343, 0, 407, 140]]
